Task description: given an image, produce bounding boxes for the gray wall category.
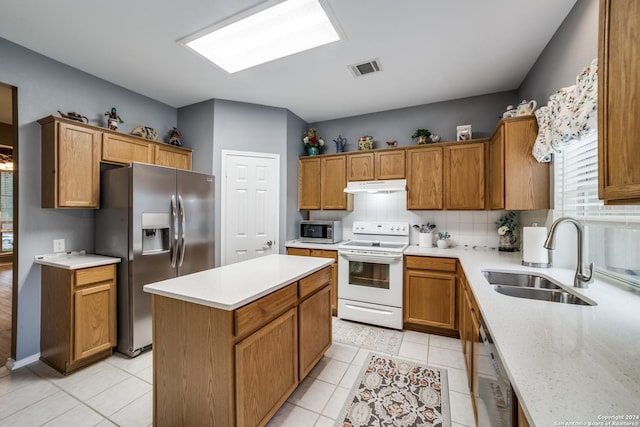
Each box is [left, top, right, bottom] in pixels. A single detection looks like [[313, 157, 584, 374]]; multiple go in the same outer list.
[[518, 0, 599, 104], [310, 91, 517, 151], [0, 37, 178, 361], [286, 110, 308, 240], [177, 100, 215, 175]]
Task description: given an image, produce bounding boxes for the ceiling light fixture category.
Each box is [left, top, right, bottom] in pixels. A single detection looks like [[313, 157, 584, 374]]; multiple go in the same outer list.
[[181, 0, 341, 74]]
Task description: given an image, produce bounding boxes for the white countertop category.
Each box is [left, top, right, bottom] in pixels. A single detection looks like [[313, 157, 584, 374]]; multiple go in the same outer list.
[[143, 254, 334, 311], [34, 251, 121, 270], [285, 240, 345, 250], [405, 245, 640, 426]]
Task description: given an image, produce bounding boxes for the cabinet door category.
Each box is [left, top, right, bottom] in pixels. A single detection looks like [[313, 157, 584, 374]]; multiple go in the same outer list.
[[598, 0, 640, 203], [407, 147, 443, 210], [299, 158, 321, 210], [235, 308, 298, 427], [347, 152, 374, 181], [74, 280, 116, 361], [321, 156, 351, 210], [298, 286, 332, 379], [102, 133, 153, 165], [56, 122, 101, 208], [489, 125, 505, 209], [404, 269, 456, 330], [310, 250, 338, 313], [445, 142, 485, 210], [154, 144, 192, 170], [375, 150, 406, 180]]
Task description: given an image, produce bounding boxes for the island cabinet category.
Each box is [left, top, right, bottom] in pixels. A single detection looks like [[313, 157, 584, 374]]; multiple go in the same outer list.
[[444, 141, 486, 210], [489, 116, 549, 210], [40, 264, 117, 375], [403, 256, 457, 335], [598, 0, 640, 203], [286, 247, 338, 315], [299, 155, 353, 210], [346, 149, 406, 181], [150, 263, 332, 427], [39, 116, 101, 208]]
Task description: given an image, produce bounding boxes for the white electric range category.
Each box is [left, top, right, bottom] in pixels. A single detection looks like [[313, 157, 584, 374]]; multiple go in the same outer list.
[[337, 221, 409, 329]]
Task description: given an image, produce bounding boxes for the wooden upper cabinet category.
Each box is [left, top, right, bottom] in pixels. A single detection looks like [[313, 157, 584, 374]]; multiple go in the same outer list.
[[39, 117, 101, 208], [598, 0, 640, 203], [321, 155, 352, 210], [407, 146, 443, 210], [375, 150, 406, 179], [347, 152, 374, 181], [445, 142, 486, 210], [154, 144, 192, 170], [102, 133, 153, 165], [299, 157, 321, 210], [489, 117, 549, 210]]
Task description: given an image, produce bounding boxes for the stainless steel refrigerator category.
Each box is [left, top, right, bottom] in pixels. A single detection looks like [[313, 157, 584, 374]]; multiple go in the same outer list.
[[96, 162, 215, 357]]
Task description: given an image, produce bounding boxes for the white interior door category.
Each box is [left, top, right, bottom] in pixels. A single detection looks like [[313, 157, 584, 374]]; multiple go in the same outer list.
[[221, 150, 279, 266]]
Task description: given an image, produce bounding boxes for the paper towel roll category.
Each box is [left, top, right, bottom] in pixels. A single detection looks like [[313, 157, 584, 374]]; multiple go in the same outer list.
[[522, 226, 550, 265]]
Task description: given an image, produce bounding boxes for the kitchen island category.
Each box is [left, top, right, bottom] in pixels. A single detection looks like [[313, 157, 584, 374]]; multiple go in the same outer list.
[[143, 254, 334, 427]]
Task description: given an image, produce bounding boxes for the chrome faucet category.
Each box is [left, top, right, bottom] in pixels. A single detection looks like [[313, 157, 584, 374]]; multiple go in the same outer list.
[[544, 217, 594, 288]]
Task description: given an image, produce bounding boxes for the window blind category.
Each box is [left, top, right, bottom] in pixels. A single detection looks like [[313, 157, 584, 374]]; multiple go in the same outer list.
[[555, 133, 640, 223]]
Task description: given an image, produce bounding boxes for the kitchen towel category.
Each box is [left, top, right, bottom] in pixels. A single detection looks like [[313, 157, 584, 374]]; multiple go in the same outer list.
[[522, 226, 549, 265]]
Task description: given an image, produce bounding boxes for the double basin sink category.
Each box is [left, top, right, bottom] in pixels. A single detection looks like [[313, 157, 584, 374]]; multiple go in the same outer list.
[[482, 271, 595, 306]]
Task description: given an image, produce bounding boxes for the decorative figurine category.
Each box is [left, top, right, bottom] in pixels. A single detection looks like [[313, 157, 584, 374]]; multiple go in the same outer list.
[[131, 126, 158, 141], [104, 107, 124, 131], [429, 134, 441, 143], [333, 135, 347, 153], [168, 127, 182, 146], [386, 140, 398, 147], [411, 129, 431, 144], [58, 110, 88, 123]]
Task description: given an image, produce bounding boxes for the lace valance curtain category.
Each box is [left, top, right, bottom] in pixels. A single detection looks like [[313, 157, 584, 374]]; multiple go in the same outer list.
[[532, 58, 598, 163]]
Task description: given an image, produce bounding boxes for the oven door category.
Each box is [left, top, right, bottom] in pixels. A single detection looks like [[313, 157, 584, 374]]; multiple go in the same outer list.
[[338, 250, 403, 306]]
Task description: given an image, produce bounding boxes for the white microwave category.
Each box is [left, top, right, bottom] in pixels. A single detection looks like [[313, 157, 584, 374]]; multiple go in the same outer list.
[[299, 220, 342, 244]]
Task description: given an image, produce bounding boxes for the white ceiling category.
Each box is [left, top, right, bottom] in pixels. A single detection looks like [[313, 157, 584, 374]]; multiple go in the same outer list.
[[0, 0, 577, 123]]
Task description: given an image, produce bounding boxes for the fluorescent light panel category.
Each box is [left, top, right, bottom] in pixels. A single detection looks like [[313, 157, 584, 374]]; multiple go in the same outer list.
[[185, 0, 340, 73]]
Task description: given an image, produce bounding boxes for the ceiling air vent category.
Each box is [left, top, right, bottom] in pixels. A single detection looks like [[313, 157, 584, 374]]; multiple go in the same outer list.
[[349, 58, 382, 77]]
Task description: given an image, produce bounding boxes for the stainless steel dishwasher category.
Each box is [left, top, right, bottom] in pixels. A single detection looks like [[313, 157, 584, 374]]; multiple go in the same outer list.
[[474, 321, 517, 427]]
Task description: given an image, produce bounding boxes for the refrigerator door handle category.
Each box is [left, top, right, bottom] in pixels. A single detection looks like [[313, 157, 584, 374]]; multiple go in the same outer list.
[[178, 194, 186, 267], [171, 195, 178, 268]]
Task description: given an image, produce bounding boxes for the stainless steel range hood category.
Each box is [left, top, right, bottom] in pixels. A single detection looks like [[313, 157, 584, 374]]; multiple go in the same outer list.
[[344, 179, 407, 194]]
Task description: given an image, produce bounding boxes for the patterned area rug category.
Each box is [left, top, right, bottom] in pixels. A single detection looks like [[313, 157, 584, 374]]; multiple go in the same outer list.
[[336, 352, 451, 427], [332, 318, 403, 355]]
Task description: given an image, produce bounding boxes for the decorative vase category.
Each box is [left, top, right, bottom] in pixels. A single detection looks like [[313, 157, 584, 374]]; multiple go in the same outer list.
[[417, 135, 428, 144], [437, 239, 448, 249], [418, 232, 433, 248], [499, 231, 518, 252], [333, 135, 346, 153], [306, 146, 319, 156]]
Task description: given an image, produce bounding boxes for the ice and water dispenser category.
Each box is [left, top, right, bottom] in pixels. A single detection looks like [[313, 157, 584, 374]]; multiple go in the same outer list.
[[141, 213, 171, 254]]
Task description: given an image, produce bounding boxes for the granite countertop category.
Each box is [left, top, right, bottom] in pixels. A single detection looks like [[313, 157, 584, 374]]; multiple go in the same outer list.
[[404, 245, 640, 426], [34, 251, 121, 270], [285, 239, 345, 250], [143, 254, 334, 311]]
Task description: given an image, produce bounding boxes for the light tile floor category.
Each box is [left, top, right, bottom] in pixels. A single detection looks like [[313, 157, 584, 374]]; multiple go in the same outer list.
[[0, 322, 475, 427]]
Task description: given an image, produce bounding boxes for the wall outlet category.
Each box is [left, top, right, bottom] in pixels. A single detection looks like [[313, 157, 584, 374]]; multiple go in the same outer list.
[[53, 239, 65, 253]]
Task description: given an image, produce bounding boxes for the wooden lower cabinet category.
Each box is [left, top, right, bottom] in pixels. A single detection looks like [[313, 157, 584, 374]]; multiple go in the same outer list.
[[287, 248, 338, 315], [299, 286, 332, 379], [40, 264, 117, 374], [152, 267, 332, 427], [236, 308, 298, 427], [404, 256, 457, 334]]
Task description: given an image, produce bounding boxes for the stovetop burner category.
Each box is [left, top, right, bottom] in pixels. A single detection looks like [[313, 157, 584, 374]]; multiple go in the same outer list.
[[339, 221, 410, 253]]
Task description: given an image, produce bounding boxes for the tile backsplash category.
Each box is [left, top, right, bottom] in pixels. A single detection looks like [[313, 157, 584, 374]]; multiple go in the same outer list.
[[309, 191, 516, 249]]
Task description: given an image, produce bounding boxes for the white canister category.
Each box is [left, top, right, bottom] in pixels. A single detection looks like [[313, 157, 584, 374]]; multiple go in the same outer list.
[[437, 239, 448, 249], [418, 233, 433, 248]]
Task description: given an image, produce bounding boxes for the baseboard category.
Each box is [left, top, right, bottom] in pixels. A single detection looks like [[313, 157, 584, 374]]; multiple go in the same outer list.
[[5, 353, 41, 371]]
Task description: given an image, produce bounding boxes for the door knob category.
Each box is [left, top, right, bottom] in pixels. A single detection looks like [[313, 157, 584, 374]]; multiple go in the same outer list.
[[265, 240, 273, 247]]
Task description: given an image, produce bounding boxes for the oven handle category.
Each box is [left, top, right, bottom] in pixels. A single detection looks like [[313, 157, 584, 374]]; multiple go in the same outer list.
[[338, 250, 403, 264]]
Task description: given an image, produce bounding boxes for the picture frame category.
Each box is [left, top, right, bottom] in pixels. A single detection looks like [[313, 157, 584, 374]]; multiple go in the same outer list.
[[456, 124, 472, 141]]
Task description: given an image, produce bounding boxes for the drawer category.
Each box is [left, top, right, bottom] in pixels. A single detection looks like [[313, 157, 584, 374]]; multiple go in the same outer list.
[[75, 264, 115, 287], [287, 248, 311, 256], [299, 267, 332, 299], [310, 249, 338, 260], [405, 256, 456, 272], [235, 283, 297, 338]]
